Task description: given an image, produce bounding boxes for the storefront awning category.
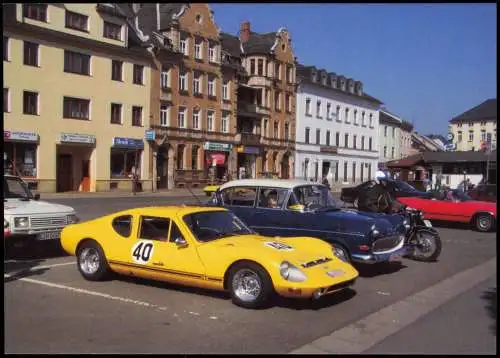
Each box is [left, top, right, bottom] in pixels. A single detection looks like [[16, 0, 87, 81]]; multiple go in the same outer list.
[[387, 154, 423, 168]]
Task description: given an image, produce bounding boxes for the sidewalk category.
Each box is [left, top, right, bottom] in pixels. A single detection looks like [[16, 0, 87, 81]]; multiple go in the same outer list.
[[40, 188, 207, 200]]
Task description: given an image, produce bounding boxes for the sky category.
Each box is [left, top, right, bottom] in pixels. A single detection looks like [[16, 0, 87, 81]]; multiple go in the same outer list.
[[211, 3, 496, 136]]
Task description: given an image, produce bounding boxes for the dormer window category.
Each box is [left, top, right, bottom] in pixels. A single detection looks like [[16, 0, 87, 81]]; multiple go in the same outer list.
[[312, 72, 317, 83], [321, 74, 327, 85], [341, 80, 345, 90], [331, 77, 336, 88]]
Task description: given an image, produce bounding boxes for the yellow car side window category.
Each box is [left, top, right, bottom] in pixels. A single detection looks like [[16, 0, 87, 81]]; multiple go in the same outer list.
[[139, 216, 171, 242]]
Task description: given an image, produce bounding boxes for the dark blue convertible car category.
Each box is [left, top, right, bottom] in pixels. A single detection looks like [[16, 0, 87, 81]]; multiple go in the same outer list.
[[208, 179, 408, 264]]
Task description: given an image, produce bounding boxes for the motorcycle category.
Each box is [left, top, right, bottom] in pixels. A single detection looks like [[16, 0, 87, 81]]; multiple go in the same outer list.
[[400, 207, 442, 262]]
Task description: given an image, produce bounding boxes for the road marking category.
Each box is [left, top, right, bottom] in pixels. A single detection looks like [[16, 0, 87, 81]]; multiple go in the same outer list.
[[4, 262, 74, 278], [290, 258, 496, 354]]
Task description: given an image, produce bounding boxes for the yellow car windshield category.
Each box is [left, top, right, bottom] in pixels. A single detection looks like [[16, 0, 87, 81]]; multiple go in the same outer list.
[[183, 211, 254, 242]]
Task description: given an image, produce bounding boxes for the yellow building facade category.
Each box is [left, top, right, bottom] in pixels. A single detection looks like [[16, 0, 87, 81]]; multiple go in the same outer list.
[[3, 4, 154, 192]]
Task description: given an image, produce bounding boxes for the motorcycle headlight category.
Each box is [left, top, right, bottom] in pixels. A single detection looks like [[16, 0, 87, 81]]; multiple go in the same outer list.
[[371, 228, 380, 237], [67, 214, 79, 224], [279, 261, 307, 282], [14, 217, 29, 228], [403, 218, 411, 230]]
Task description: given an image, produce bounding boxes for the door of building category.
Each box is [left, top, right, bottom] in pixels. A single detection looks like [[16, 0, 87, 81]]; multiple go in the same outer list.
[[81, 160, 90, 192], [57, 154, 73, 192]]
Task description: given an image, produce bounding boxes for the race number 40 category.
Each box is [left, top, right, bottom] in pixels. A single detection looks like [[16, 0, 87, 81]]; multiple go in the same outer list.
[[131, 241, 154, 264]]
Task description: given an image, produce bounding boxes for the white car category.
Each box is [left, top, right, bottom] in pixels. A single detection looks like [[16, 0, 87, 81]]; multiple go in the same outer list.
[[4, 174, 77, 248]]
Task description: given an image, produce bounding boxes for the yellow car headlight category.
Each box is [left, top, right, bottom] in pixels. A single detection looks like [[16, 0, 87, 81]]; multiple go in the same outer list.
[[279, 261, 307, 282]]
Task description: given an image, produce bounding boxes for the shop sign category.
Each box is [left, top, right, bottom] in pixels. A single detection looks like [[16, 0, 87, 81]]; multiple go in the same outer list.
[[60, 133, 96, 144], [206, 152, 226, 166], [145, 129, 156, 141], [237, 146, 260, 155], [320, 146, 338, 153], [204, 141, 232, 152], [113, 137, 144, 149], [4, 131, 38, 142]]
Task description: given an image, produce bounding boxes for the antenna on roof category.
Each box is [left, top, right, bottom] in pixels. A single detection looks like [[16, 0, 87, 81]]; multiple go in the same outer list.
[[185, 183, 203, 206]]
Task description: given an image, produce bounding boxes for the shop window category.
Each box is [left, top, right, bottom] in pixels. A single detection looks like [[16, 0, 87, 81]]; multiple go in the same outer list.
[[191, 145, 199, 170], [177, 145, 185, 170], [23, 91, 38, 115], [4, 142, 37, 177], [110, 148, 142, 178]]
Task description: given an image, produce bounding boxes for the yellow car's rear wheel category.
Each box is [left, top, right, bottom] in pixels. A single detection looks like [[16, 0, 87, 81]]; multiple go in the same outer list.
[[77, 240, 110, 281], [229, 262, 273, 309]]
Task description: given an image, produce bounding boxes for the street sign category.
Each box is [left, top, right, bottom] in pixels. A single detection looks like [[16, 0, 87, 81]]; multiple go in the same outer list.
[[145, 129, 156, 141]]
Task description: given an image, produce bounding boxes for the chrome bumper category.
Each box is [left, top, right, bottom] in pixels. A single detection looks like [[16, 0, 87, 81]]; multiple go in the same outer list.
[[351, 235, 407, 264]]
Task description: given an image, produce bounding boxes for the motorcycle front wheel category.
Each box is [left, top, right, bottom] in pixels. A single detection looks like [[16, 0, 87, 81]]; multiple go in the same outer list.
[[408, 229, 442, 262]]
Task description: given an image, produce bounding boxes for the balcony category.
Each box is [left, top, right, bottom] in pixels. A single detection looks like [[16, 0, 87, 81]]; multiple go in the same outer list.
[[221, 101, 232, 111], [237, 101, 269, 118], [260, 136, 295, 149], [235, 132, 261, 146], [160, 87, 172, 101]]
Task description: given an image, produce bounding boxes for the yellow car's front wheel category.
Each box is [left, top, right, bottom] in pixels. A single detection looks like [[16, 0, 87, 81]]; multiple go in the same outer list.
[[229, 262, 273, 309], [77, 240, 110, 281]]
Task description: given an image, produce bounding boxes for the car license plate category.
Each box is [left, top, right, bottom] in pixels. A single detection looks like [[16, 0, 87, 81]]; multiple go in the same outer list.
[[37, 231, 61, 241], [389, 253, 402, 262], [424, 220, 432, 228]]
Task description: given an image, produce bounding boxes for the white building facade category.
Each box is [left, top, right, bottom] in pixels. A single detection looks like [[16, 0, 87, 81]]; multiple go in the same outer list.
[[295, 65, 382, 188]]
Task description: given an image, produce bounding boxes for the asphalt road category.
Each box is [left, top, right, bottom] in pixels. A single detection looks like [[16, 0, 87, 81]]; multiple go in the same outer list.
[[4, 196, 497, 354]]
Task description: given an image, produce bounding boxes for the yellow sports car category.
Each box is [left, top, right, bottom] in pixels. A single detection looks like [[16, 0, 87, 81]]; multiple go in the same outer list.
[[60, 206, 358, 309]]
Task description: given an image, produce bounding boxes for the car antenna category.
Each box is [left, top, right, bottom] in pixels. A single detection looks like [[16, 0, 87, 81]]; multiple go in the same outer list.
[[186, 183, 203, 206]]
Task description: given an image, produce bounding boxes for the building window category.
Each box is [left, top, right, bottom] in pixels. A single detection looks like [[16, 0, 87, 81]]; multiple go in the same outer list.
[[222, 80, 229, 100], [23, 4, 47, 22], [180, 36, 188, 56], [160, 103, 170, 127], [384, 125, 388, 137], [178, 107, 186, 128], [344, 133, 349, 148], [191, 145, 199, 170], [22, 91, 38, 115], [361, 136, 365, 150], [110, 103, 122, 124], [305, 127, 310, 144], [23, 41, 39, 67], [4, 142, 37, 177], [326, 130, 330, 146], [208, 77, 215, 97], [274, 121, 279, 139], [369, 113, 373, 127], [286, 65, 293, 83], [284, 122, 289, 140], [133, 64, 144, 85], [286, 93, 291, 112], [177, 145, 185, 169], [179, 71, 187, 92], [369, 137, 372, 151], [64, 50, 90, 75], [336, 132, 340, 146], [110, 148, 142, 179], [103, 21, 122, 40], [250, 59, 255, 75], [263, 119, 268, 137], [193, 73, 201, 95], [457, 131, 462, 142], [468, 122, 473, 127], [343, 161, 348, 182], [361, 111, 366, 126], [222, 113, 229, 133], [391, 146, 395, 158], [132, 106, 142, 127], [275, 62, 281, 79], [65, 10, 88, 32], [481, 130, 486, 141], [334, 161, 339, 182], [392, 127, 396, 137], [352, 162, 356, 183], [353, 135, 357, 149], [336, 106, 341, 121], [257, 59, 264, 76], [4, 88, 9, 112], [316, 100, 321, 118], [274, 91, 281, 111], [161, 67, 170, 88], [353, 110, 358, 125], [326, 103, 331, 119], [345, 108, 349, 123], [316, 129, 321, 144], [305, 98, 311, 115], [63, 97, 90, 120], [303, 159, 309, 180], [207, 111, 215, 131], [111, 60, 122, 81], [360, 163, 364, 182], [192, 108, 200, 129], [209, 44, 216, 63], [468, 131, 474, 142], [4, 36, 9, 61], [194, 39, 202, 60], [383, 146, 387, 157]]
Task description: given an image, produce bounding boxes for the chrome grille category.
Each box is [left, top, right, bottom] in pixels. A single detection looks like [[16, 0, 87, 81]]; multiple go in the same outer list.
[[30, 216, 67, 228], [372, 235, 404, 253], [301, 257, 332, 269]]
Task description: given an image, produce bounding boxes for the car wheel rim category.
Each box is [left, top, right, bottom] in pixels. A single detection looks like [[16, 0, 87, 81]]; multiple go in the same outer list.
[[232, 269, 262, 303], [478, 217, 491, 230], [79, 247, 100, 275], [334, 246, 349, 262]]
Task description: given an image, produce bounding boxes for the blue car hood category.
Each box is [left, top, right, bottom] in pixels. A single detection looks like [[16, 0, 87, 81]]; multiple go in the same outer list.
[[324, 209, 401, 236]]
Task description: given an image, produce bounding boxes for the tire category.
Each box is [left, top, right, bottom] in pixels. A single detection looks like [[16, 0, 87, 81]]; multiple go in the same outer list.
[[475, 214, 494, 232], [76, 240, 110, 281], [332, 243, 351, 263], [409, 230, 442, 262], [228, 262, 274, 309]]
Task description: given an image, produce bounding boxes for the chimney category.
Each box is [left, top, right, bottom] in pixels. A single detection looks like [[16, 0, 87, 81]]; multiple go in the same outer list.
[[239, 20, 250, 43]]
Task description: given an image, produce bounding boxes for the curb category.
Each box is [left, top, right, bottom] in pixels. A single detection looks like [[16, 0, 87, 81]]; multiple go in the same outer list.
[[41, 191, 207, 200]]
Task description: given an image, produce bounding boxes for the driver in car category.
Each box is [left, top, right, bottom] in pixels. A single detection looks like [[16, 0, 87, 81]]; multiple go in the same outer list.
[[267, 190, 279, 208]]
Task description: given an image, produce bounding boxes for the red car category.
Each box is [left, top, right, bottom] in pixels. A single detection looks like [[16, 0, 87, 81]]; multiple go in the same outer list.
[[398, 190, 496, 232]]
